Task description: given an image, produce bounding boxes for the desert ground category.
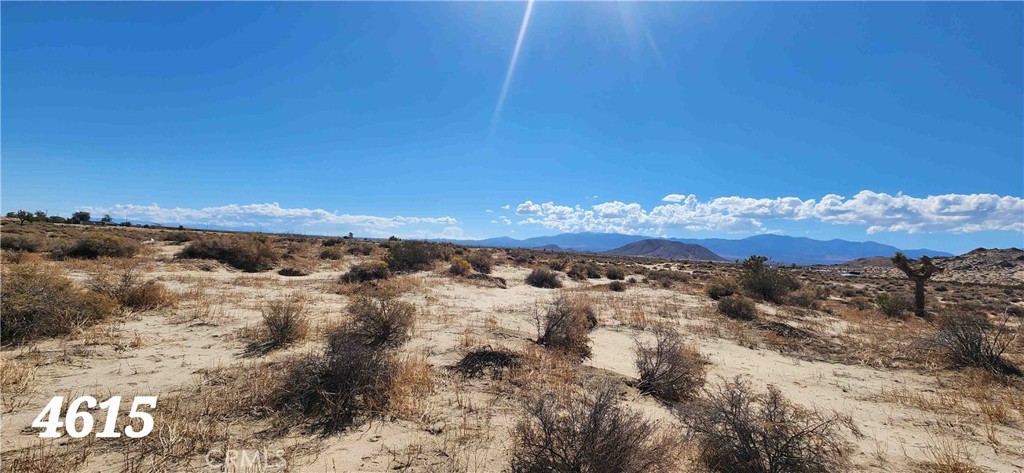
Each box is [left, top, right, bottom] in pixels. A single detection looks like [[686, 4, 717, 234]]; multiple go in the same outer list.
[[2, 221, 1023, 473]]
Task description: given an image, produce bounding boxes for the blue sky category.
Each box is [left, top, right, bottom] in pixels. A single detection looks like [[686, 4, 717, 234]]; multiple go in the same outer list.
[[2, 2, 1021, 253]]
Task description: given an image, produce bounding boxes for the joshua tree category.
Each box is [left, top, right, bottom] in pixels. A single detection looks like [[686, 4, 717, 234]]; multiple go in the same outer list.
[[891, 252, 943, 317]]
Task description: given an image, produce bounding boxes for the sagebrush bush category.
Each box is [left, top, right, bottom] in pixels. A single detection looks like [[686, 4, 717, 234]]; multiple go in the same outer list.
[[88, 266, 175, 311], [260, 299, 310, 349], [467, 251, 494, 274], [609, 280, 627, 292], [1, 235, 42, 252], [1, 264, 118, 344], [706, 277, 738, 300], [448, 256, 472, 276], [931, 314, 1021, 376], [385, 240, 451, 272], [178, 234, 280, 272], [548, 258, 568, 272], [341, 260, 391, 283], [277, 334, 395, 432], [454, 348, 522, 378], [511, 385, 681, 473], [875, 293, 913, 318], [680, 377, 858, 473], [62, 233, 141, 259], [319, 246, 344, 260], [606, 266, 627, 280], [346, 242, 374, 256], [718, 295, 757, 320], [537, 295, 594, 358], [634, 325, 706, 403], [526, 269, 562, 289], [739, 256, 799, 303], [345, 291, 415, 348], [788, 286, 824, 309], [647, 270, 689, 285], [161, 231, 194, 243]]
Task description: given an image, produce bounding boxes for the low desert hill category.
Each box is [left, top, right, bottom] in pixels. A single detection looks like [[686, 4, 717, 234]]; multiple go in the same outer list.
[[603, 239, 727, 262]]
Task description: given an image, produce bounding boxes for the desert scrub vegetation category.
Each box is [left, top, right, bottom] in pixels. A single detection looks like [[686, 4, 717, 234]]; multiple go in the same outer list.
[[876, 293, 913, 318], [448, 255, 472, 276], [453, 347, 523, 379], [177, 234, 281, 272], [57, 232, 141, 259], [341, 260, 391, 283], [526, 268, 562, 288], [536, 295, 595, 359], [252, 298, 310, 353], [1, 264, 118, 344], [1, 234, 42, 252], [88, 264, 176, 312], [680, 377, 859, 473], [161, 230, 194, 243], [706, 277, 739, 300], [739, 255, 799, 303], [344, 289, 416, 348], [609, 280, 627, 292], [319, 246, 344, 260], [718, 295, 758, 321], [647, 269, 689, 287], [511, 384, 682, 473], [606, 266, 627, 280], [385, 240, 451, 272], [929, 313, 1021, 376], [634, 325, 707, 403], [467, 250, 494, 274]]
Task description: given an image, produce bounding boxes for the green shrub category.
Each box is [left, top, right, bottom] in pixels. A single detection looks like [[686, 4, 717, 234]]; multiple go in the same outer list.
[[449, 256, 472, 276], [467, 251, 494, 274], [1, 235, 42, 252], [2, 264, 119, 344], [178, 234, 281, 272], [341, 261, 391, 283], [739, 256, 799, 303], [62, 233, 141, 259], [718, 295, 757, 321], [606, 266, 627, 280], [526, 269, 562, 289], [875, 293, 912, 317], [386, 241, 451, 272]]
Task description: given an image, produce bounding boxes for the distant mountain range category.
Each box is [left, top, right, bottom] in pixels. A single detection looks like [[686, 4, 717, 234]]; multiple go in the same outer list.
[[439, 232, 953, 265], [604, 239, 727, 262]]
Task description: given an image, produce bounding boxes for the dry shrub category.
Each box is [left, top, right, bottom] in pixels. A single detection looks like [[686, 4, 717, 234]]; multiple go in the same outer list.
[[467, 250, 494, 274], [634, 325, 707, 403], [453, 347, 522, 378], [449, 256, 472, 276], [277, 334, 396, 432], [648, 270, 689, 286], [876, 293, 913, 318], [341, 260, 391, 283], [788, 286, 824, 309], [537, 295, 594, 359], [606, 266, 627, 280], [681, 377, 859, 473], [739, 256, 799, 303], [609, 280, 627, 292], [548, 258, 568, 272], [718, 295, 757, 321], [511, 384, 682, 473], [930, 313, 1021, 376], [88, 265, 176, 311], [386, 240, 451, 272], [526, 268, 562, 289], [161, 230, 194, 243], [1, 234, 42, 252], [178, 234, 280, 272], [60, 233, 141, 259], [346, 241, 374, 256], [1, 264, 118, 344], [259, 298, 310, 350], [319, 246, 344, 260], [345, 290, 415, 348], [706, 277, 738, 300], [278, 259, 315, 276]]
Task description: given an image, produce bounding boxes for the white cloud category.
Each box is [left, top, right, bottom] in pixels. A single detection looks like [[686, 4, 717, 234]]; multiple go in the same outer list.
[[501, 204, 511, 210], [485, 209, 493, 213], [511, 191, 1023, 235], [82, 202, 458, 234], [501, 216, 512, 225]]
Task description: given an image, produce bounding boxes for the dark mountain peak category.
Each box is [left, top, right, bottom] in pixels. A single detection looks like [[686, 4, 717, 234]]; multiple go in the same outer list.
[[604, 239, 727, 262]]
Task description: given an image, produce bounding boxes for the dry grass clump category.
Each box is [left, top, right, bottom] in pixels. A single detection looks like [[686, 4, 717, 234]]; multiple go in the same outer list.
[[386, 240, 452, 272], [88, 265, 176, 311], [526, 268, 562, 288], [346, 241, 375, 256], [341, 260, 392, 283], [1, 357, 37, 413], [739, 256, 800, 303], [1, 264, 118, 344], [787, 286, 825, 309], [876, 293, 913, 318], [161, 230, 194, 243], [467, 250, 494, 274], [345, 290, 416, 348], [178, 234, 280, 272], [257, 298, 310, 351], [449, 255, 473, 276], [680, 377, 859, 473], [58, 233, 141, 259], [511, 385, 682, 473], [929, 313, 1021, 376], [319, 246, 344, 260], [606, 266, 627, 280], [706, 277, 739, 300], [537, 295, 595, 359], [718, 295, 757, 321], [453, 347, 523, 378], [634, 325, 707, 403], [1, 234, 42, 252], [647, 269, 689, 287]]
